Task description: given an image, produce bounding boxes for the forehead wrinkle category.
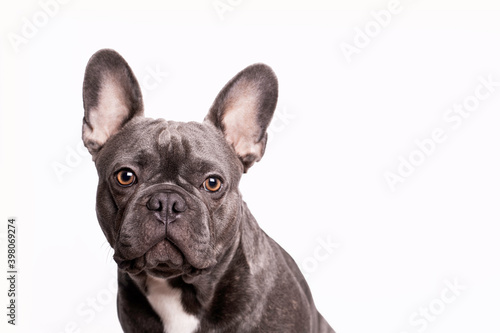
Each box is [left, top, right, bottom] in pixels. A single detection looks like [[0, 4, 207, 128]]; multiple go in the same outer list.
[[157, 126, 171, 151], [156, 123, 190, 179]]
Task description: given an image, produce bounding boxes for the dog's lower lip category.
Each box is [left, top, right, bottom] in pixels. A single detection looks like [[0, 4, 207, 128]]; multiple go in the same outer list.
[[115, 253, 182, 274], [115, 238, 206, 273], [147, 263, 179, 274]]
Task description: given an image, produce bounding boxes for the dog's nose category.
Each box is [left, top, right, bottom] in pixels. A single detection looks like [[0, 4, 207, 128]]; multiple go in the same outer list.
[[146, 192, 187, 224]]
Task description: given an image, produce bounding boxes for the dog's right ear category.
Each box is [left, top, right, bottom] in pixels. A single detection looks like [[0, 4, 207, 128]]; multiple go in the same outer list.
[[82, 49, 144, 159]]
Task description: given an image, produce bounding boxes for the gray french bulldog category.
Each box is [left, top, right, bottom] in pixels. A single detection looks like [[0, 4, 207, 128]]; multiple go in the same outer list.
[[82, 49, 334, 333]]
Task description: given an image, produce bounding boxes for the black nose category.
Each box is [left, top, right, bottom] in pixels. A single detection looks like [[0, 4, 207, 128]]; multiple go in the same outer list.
[[146, 192, 187, 225]]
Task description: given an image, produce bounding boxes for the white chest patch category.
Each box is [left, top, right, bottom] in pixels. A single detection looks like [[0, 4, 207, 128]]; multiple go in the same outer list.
[[146, 276, 200, 333]]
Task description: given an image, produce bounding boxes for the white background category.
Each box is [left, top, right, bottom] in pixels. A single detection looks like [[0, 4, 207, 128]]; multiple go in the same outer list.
[[1, 1, 500, 332]]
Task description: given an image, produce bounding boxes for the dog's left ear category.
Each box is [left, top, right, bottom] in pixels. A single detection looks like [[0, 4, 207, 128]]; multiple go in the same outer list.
[[205, 64, 278, 172]]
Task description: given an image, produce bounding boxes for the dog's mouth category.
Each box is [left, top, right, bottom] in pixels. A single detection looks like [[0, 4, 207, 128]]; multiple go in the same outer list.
[[113, 238, 211, 277]]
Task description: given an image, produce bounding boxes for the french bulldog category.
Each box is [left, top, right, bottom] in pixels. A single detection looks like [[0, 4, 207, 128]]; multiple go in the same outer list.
[[82, 49, 334, 333]]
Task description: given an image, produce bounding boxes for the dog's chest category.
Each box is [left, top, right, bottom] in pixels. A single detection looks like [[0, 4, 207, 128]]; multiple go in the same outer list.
[[146, 276, 200, 333]]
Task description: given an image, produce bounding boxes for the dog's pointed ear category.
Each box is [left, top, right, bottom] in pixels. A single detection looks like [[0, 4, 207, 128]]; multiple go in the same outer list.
[[205, 63, 278, 172], [82, 49, 144, 159]]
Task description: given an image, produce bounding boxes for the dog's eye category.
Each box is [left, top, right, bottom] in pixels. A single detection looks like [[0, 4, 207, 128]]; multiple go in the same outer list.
[[203, 177, 222, 192], [116, 169, 136, 187]]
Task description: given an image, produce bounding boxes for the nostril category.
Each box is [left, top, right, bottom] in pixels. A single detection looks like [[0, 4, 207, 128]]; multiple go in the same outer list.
[[146, 196, 162, 211], [172, 197, 186, 213]]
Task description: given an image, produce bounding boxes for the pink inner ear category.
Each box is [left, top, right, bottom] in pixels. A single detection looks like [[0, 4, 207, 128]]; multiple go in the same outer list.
[[83, 74, 137, 156], [204, 63, 278, 172], [221, 81, 265, 164]]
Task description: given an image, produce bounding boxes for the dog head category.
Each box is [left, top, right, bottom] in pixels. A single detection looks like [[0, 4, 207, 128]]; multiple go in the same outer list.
[[82, 49, 278, 279]]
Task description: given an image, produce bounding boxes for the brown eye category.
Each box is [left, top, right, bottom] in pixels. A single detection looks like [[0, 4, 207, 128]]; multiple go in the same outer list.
[[203, 177, 222, 192], [116, 169, 136, 187]]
